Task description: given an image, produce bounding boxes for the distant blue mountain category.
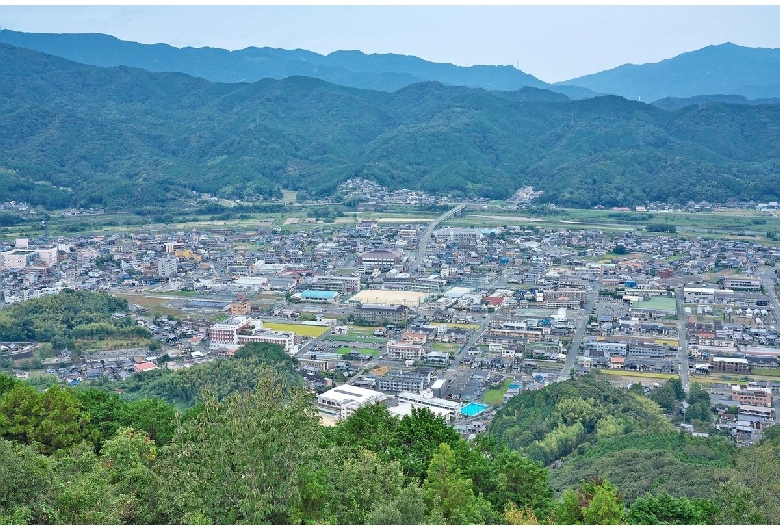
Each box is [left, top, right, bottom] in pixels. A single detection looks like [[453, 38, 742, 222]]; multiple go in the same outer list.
[[558, 42, 780, 102], [0, 29, 595, 98]]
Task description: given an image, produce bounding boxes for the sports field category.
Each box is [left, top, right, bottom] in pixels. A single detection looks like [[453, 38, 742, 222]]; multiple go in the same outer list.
[[263, 322, 329, 337]]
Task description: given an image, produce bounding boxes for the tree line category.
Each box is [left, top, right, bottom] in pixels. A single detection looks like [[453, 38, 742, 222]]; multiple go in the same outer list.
[[3, 343, 780, 524]]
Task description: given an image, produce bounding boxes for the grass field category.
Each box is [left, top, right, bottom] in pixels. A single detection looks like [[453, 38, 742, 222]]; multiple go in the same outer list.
[[349, 325, 379, 333], [482, 379, 512, 406], [154, 289, 198, 297], [750, 368, 780, 377], [431, 342, 460, 353], [336, 345, 381, 356], [119, 294, 191, 319], [77, 338, 152, 351], [263, 322, 329, 338], [600, 368, 780, 387]]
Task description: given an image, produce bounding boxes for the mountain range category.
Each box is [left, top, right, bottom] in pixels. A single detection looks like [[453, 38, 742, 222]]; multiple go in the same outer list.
[[4, 30, 780, 104], [2, 42, 780, 211], [559, 42, 780, 102], [0, 29, 596, 99]]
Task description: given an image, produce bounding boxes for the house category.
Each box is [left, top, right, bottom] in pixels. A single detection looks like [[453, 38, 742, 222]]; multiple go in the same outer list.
[[133, 361, 158, 372]]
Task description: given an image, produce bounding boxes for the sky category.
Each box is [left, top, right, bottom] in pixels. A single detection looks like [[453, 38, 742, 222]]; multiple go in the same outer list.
[[1, 5, 780, 83]]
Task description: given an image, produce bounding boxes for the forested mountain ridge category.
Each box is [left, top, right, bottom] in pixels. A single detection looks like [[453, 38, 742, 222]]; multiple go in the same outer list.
[[0, 29, 601, 98], [560, 42, 780, 102], [2, 43, 780, 210]]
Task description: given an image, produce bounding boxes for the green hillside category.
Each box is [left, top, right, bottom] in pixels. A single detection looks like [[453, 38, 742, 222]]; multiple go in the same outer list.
[[2, 361, 780, 524], [2, 43, 780, 210]]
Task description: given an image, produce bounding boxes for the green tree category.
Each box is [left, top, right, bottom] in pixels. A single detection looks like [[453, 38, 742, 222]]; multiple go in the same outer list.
[[365, 484, 428, 524], [120, 398, 177, 446], [389, 406, 461, 482], [626, 492, 716, 525], [328, 402, 398, 455], [98, 427, 164, 524], [493, 448, 554, 519], [712, 441, 780, 524], [0, 385, 95, 454], [554, 477, 625, 525], [50, 442, 132, 524], [649, 381, 678, 413], [155, 367, 321, 524], [422, 442, 495, 524], [0, 438, 56, 523], [318, 447, 407, 524], [76, 388, 127, 450]]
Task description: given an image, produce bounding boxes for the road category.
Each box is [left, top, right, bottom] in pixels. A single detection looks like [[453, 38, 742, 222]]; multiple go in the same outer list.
[[452, 318, 489, 365], [559, 278, 601, 379], [758, 268, 780, 323], [410, 203, 466, 272], [675, 287, 689, 393]]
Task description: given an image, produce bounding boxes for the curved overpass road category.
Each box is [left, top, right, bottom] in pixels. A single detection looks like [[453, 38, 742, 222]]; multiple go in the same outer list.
[[410, 203, 466, 273]]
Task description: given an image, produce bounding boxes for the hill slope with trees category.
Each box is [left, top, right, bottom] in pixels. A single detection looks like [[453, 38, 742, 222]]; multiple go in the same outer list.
[[2, 43, 780, 210], [1, 364, 779, 524]]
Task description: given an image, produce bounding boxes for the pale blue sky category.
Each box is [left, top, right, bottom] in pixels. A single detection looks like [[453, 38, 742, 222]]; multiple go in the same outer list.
[[1, 5, 779, 83]]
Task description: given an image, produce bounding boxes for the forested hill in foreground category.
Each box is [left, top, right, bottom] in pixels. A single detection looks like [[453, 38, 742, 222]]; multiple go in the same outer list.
[[2, 43, 780, 210], [0, 29, 596, 99], [2, 362, 779, 524]]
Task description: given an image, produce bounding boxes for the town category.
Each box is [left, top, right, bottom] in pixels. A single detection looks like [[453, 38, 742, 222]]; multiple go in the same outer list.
[[2, 188, 780, 446]]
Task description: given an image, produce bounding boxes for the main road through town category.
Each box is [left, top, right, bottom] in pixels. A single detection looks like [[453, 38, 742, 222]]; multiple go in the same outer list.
[[758, 267, 780, 324], [410, 203, 467, 273], [675, 287, 689, 393], [559, 277, 601, 380]]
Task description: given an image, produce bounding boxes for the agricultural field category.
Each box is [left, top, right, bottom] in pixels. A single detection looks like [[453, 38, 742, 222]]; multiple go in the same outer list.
[[119, 294, 191, 319]]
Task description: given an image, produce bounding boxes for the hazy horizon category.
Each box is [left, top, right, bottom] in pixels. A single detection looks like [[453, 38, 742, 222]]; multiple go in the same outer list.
[[1, 5, 779, 83]]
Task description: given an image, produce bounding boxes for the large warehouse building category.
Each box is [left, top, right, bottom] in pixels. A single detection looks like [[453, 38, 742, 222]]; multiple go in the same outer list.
[[348, 289, 428, 308]]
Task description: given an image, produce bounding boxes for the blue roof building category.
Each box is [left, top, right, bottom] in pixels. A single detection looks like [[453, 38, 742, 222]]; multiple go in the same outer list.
[[300, 290, 339, 302]]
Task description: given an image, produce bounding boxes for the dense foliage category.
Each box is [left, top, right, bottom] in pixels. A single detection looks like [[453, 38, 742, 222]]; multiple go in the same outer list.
[[0, 289, 149, 344], [2, 362, 780, 524], [112, 341, 301, 408], [489, 376, 667, 465], [2, 44, 780, 209]]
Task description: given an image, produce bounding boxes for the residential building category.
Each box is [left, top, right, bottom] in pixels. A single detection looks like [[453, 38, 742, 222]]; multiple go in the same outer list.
[[711, 356, 750, 373], [731, 386, 773, 407], [355, 303, 411, 325], [158, 257, 178, 278], [724, 277, 762, 291], [386, 341, 426, 361], [378, 369, 432, 394]]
